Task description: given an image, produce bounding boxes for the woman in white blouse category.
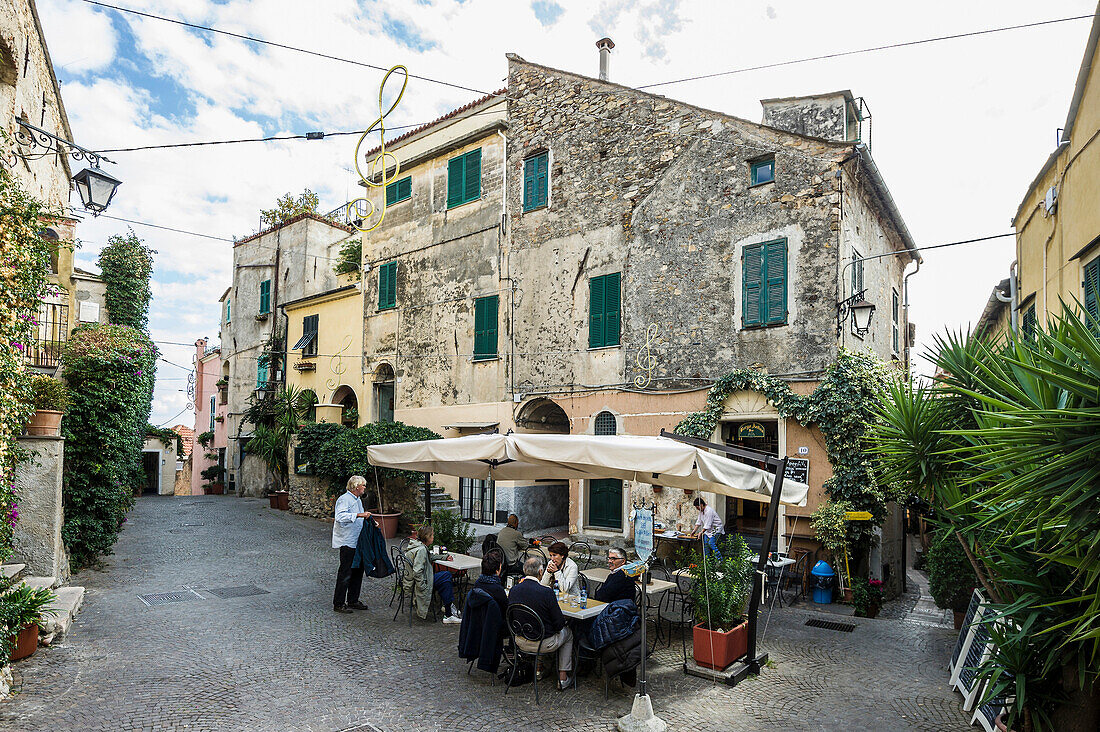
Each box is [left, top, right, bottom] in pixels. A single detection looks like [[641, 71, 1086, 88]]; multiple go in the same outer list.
[[539, 541, 580, 596]]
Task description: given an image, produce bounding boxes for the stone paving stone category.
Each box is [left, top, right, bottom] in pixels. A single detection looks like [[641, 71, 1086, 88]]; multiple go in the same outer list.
[[1, 496, 973, 731]]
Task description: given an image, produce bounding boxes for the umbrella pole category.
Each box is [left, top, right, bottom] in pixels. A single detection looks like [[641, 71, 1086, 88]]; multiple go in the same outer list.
[[745, 457, 788, 674], [423, 472, 432, 525]]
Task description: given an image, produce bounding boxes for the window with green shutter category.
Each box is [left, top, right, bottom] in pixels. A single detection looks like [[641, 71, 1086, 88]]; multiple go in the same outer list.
[[473, 295, 499, 360], [378, 261, 397, 310], [225, 298, 231, 323], [589, 272, 621, 348], [447, 148, 482, 209], [851, 249, 865, 295], [1085, 256, 1100, 334], [259, 280, 271, 314], [742, 238, 787, 328], [523, 151, 549, 211], [891, 288, 900, 356], [385, 175, 412, 206], [256, 361, 268, 389], [1022, 303, 1037, 340], [588, 478, 623, 529]]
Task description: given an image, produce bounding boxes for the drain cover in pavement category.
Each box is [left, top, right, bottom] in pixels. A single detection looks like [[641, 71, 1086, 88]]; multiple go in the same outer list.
[[206, 585, 270, 599], [138, 589, 205, 607], [805, 618, 856, 632]]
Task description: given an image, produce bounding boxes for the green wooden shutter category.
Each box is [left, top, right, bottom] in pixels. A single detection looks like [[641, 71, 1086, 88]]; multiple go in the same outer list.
[[535, 153, 548, 208], [259, 280, 271, 314], [256, 361, 268, 388], [743, 244, 763, 327], [378, 264, 388, 309], [604, 272, 620, 346], [385, 180, 397, 206], [1022, 304, 1037, 339], [464, 148, 481, 203], [764, 239, 788, 324], [473, 297, 485, 358], [473, 295, 498, 359], [378, 262, 397, 309], [225, 299, 231, 323], [589, 275, 605, 348], [1085, 257, 1100, 329], [589, 478, 623, 529], [398, 176, 411, 201], [523, 156, 537, 211], [447, 156, 464, 208]]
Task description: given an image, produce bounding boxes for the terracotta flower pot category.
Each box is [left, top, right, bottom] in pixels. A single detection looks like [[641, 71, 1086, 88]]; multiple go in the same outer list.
[[268, 493, 279, 509], [10, 623, 39, 661], [864, 604, 880, 619], [26, 409, 63, 436], [275, 491, 289, 510], [692, 620, 748, 670], [842, 587, 853, 604], [373, 512, 401, 539], [207, 483, 224, 495]]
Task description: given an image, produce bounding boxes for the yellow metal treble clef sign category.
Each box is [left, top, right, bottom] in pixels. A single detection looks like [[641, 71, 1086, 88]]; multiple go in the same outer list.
[[633, 324, 658, 389], [347, 65, 409, 233]]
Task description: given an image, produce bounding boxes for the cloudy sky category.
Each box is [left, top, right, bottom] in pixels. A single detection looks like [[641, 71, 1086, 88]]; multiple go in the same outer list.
[[40, 0, 1097, 426]]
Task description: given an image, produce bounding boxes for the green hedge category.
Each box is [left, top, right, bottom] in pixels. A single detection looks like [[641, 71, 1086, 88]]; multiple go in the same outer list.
[[61, 324, 157, 567]]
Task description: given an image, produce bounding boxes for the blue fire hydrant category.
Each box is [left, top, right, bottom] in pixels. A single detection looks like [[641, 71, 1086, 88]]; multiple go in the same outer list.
[[810, 560, 836, 604]]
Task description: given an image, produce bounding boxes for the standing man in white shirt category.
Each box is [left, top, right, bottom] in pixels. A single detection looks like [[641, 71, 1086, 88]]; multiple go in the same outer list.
[[333, 475, 372, 613], [691, 496, 725, 562]]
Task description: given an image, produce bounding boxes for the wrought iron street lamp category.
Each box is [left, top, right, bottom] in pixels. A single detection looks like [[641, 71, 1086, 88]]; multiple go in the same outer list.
[[836, 290, 877, 338], [8, 117, 121, 215]]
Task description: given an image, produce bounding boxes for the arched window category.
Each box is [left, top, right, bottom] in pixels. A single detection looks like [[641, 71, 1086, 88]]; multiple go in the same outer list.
[[594, 411, 616, 436]]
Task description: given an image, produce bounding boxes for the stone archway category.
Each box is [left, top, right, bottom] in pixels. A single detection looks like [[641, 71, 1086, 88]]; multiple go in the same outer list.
[[514, 397, 569, 433], [331, 385, 359, 427]]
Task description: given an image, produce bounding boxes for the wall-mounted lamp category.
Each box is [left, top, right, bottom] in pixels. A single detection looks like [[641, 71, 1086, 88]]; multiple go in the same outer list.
[[9, 117, 122, 215], [836, 290, 876, 338]]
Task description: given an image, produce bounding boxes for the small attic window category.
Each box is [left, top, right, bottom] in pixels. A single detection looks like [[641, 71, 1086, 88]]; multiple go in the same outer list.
[[750, 157, 775, 186]]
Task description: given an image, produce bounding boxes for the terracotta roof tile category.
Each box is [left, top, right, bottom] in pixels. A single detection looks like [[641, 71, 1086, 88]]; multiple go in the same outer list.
[[362, 88, 506, 159]]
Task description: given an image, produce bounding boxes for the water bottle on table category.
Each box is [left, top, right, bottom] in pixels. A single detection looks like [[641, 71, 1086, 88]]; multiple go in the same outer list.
[[579, 588, 587, 608]]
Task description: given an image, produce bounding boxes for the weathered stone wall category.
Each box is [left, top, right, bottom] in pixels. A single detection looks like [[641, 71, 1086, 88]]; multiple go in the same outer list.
[[12, 436, 69, 582], [505, 55, 853, 391], [761, 94, 851, 142], [288, 471, 335, 520], [173, 458, 192, 496]]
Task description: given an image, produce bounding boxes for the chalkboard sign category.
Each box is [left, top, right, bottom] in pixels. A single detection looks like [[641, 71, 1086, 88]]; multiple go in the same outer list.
[[957, 622, 992, 709], [784, 458, 809, 484], [951, 590, 985, 671]]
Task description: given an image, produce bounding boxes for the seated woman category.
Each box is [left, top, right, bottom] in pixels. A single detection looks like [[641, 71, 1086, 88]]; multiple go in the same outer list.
[[538, 541, 580, 596], [403, 525, 462, 624]]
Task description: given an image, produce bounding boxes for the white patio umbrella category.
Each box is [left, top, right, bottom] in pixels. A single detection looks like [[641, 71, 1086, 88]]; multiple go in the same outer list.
[[367, 432, 808, 505]]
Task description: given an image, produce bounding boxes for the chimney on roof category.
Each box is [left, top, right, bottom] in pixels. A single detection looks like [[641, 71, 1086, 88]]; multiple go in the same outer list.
[[596, 37, 615, 81]]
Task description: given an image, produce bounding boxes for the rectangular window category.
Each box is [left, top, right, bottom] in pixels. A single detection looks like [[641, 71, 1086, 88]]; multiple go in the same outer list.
[[1022, 304, 1037, 340], [209, 396, 216, 430], [750, 157, 775, 186], [851, 250, 865, 295], [892, 288, 900, 356], [256, 360, 268, 389], [742, 238, 788, 327], [1085, 256, 1100, 334], [589, 272, 621, 349], [259, 280, 271, 314], [447, 148, 482, 209], [473, 295, 499, 360], [378, 261, 397, 310], [295, 314, 318, 357], [523, 151, 549, 212], [225, 299, 231, 323], [385, 175, 412, 206]]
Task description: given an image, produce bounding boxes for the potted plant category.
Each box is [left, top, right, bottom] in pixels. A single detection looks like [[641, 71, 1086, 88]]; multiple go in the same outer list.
[[810, 499, 853, 600], [430, 508, 476, 554], [1, 581, 57, 662], [687, 534, 754, 670], [851, 577, 884, 618], [402, 504, 426, 536], [926, 532, 977, 629], [25, 375, 69, 436], [200, 465, 224, 495]]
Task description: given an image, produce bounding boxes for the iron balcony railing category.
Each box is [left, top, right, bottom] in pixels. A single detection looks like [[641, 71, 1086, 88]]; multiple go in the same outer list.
[[25, 302, 68, 369]]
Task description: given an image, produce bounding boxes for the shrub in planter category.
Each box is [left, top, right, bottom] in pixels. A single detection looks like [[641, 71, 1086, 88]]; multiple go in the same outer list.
[[687, 534, 754, 670], [25, 375, 69, 435], [851, 577, 884, 618], [926, 531, 976, 617], [0, 578, 56, 664], [429, 507, 475, 554]]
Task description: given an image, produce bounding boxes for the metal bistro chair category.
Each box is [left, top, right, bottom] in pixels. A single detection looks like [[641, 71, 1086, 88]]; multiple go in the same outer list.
[[670, 572, 696, 665], [538, 535, 557, 548], [392, 548, 439, 625], [783, 551, 810, 604], [388, 544, 403, 608], [525, 545, 548, 564], [504, 603, 559, 706], [569, 541, 593, 570]]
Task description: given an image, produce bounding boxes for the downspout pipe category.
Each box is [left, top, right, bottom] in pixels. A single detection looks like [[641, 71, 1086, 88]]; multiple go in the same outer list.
[[996, 260, 1019, 334], [902, 258, 920, 377]]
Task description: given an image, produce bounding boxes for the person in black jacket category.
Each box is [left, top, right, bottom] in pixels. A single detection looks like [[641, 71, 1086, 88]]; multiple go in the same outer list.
[[594, 547, 636, 604], [473, 553, 509, 619], [508, 556, 574, 690]]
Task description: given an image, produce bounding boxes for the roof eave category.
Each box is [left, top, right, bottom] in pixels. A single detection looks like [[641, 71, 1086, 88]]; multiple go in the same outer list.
[[854, 144, 922, 264]]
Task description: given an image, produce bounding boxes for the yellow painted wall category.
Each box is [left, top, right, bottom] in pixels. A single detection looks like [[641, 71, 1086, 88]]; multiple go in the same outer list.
[[285, 285, 366, 418], [1015, 41, 1100, 326]]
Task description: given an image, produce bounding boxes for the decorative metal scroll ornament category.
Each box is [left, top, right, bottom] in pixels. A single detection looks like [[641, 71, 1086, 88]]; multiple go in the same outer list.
[[8, 117, 113, 168], [633, 324, 659, 389], [325, 335, 353, 397], [347, 65, 409, 233], [186, 370, 196, 404]]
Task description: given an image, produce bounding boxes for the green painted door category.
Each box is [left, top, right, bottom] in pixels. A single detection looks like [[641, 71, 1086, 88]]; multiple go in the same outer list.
[[589, 478, 623, 529]]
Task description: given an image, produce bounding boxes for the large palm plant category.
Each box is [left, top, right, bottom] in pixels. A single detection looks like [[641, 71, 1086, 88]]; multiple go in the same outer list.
[[245, 385, 313, 493], [871, 306, 1100, 731]]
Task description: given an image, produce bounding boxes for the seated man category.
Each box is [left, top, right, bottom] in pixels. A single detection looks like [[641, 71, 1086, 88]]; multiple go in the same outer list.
[[473, 553, 509, 619], [507, 556, 574, 690], [495, 513, 529, 574], [459, 554, 510, 674], [594, 547, 636, 604]]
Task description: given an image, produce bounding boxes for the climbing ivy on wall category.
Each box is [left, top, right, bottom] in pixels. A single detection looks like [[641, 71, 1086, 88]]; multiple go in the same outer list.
[[0, 157, 62, 562], [61, 324, 158, 568], [675, 349, 896, 551], [97, 229, 155, 331]]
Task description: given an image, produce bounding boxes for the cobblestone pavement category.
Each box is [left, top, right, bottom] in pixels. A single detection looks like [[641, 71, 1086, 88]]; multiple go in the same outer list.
[[1, 497, 972, 731]]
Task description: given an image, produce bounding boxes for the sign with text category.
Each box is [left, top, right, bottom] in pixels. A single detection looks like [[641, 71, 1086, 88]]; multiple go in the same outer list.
[[634, 508, 654, 562], [784, 457, 809, 484], [845, 511, 873, 521]]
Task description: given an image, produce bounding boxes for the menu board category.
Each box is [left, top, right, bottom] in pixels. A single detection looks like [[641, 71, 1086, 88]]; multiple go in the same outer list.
[[784, 458, 809, 484]]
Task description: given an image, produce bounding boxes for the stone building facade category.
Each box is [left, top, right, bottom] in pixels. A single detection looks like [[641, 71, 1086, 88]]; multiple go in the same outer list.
[[346, 50, 919, 561], [221, 213, 353, 496]]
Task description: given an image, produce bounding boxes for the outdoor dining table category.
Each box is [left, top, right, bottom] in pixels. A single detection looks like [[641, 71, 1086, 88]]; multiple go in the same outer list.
[[556, 594, 605, 620], [581, 568, 677, 596], [432, 552, 481, 610]]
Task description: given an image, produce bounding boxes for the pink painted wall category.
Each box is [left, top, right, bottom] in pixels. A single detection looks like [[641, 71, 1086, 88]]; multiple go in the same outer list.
[[191, 338, 227, 495]]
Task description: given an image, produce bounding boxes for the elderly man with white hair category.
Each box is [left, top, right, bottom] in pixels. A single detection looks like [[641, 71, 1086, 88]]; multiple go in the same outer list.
[[332, 475, 372, 613], [507, 555, 575, 690]]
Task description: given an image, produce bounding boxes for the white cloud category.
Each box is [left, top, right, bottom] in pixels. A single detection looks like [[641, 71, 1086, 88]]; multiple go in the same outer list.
[[38, 0, 119, 75]]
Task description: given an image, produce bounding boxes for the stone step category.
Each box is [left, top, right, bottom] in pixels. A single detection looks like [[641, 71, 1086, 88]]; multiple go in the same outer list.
[[39, 586, 85, 645], [0, 564, 25, 579], [21, 576, 59, 591]]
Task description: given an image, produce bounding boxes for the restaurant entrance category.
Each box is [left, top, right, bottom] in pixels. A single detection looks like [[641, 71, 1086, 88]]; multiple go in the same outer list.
[[721, 419, 779, 552]]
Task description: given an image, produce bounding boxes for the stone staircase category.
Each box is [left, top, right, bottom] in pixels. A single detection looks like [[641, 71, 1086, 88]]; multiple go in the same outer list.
[[1, 563, 85, 647], [429, 484, 459, 514]]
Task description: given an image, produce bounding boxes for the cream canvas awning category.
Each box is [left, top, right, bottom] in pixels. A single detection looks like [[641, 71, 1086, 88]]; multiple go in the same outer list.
[[367, 433, 808, 506]]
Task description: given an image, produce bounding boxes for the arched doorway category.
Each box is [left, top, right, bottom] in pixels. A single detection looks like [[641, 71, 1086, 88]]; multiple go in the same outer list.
[[514, 397, 569, 433], [331, 385, 359, 427], [372, 363, 395, 423]]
